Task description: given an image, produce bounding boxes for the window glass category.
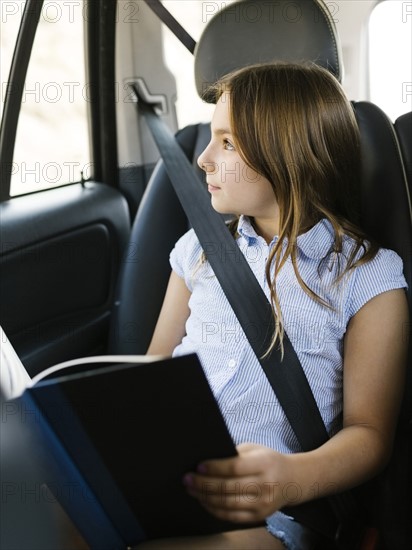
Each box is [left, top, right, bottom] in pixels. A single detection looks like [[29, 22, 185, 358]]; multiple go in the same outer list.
[[161, 0, 236, 128], [2, 1, 90, 196], [369, 0, 412, 121]]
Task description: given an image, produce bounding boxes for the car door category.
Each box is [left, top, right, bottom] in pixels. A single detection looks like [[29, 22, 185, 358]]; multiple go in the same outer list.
[[0, 1, 131, 377]]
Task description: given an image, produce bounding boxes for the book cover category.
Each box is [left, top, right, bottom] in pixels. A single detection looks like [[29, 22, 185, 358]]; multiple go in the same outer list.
[[9, 352, 240, 547]]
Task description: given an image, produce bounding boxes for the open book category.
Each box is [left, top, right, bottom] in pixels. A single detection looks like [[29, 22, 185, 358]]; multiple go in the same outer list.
[[0, 327, 240, 547]]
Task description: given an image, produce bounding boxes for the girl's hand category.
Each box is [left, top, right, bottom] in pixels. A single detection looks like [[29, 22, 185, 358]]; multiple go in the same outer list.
[[182, 443, 291, 523]]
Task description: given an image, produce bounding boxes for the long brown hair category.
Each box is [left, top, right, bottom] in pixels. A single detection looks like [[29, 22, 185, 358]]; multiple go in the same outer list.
[[206, 62, 378, 355]]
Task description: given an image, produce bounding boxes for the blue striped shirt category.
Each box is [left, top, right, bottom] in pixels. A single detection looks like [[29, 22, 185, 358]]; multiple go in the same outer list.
[[170, 216, 407, 453]]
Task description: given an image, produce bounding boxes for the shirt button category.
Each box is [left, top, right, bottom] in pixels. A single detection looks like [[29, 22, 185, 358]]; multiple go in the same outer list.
[[228, 359, 237, 368]]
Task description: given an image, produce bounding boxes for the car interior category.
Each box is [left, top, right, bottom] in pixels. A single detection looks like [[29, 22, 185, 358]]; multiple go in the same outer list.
[[0, 0, 411, 548]]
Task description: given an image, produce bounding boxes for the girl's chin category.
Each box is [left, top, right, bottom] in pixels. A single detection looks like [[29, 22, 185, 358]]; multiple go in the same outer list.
[[210, 200, 234, 216]]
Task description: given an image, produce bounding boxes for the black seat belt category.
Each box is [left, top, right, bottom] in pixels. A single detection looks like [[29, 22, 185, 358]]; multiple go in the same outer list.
[[132, 87, 365, 548], [142, 0, 196, 54]]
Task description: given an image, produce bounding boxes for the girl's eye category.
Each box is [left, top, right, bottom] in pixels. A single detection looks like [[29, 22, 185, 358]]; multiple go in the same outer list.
[[223, 139, 235, 151]]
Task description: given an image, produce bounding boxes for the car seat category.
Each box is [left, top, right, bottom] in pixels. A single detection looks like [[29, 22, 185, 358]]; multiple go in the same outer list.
[[109, 1, 412, 548], [395, 111, 412, 194]]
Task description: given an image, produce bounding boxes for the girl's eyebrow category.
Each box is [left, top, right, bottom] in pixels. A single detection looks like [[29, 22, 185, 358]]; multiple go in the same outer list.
[[211, 127, 232, 136]]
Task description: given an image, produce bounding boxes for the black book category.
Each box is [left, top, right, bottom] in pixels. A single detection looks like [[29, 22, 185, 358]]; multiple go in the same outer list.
[[1, 336, 241, 548]]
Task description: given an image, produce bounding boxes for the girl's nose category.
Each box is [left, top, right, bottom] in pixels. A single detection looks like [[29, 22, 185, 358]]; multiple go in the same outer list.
[[197, 148, 207, 171], [199, 161, 217, 174], [197, 148, 217, 174]]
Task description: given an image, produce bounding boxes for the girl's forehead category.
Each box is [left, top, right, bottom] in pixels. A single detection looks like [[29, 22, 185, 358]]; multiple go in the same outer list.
[[211, 93, 232, 133]]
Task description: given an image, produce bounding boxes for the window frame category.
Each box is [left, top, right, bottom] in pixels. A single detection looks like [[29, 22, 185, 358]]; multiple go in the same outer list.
[[0, 0, 119, 201], [0, 0, 42, 201]]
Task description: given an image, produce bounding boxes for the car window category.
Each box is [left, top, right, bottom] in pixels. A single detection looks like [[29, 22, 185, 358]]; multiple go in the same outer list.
[[369, 0, 412, 121], [1, 1, 90, 196]]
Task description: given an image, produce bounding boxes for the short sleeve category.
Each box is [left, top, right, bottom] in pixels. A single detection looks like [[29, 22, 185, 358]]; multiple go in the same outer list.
[[347, 248, 407, 319], [169, 229, 202, 292], [169, 237, 185, 280]]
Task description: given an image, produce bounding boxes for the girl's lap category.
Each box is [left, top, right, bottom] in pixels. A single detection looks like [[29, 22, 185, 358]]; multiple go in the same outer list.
[[134, 526, 284, 550], [134, 515, 326, 550]]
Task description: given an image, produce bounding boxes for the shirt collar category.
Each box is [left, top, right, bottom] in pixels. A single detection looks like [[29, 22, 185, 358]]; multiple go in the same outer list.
[[237, 215, 335, 259], [296, 218, 335, 259], [237, 215, 261, 243]]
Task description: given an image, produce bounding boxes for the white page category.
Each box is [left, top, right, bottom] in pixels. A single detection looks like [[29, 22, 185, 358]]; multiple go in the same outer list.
[[0, 326, 31, 400], [30, 353, 166, 386], [0, 325, 165, 399]]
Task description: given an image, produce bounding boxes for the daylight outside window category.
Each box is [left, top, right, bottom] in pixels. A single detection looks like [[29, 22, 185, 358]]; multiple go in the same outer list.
[[1, 1, 90, 196], [369, 0, 412, 121]]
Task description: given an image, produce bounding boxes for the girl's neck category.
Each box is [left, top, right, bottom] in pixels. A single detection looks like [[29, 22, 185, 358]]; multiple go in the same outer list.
[[251, 215, 320, 245], [251, 217, 279, 245]]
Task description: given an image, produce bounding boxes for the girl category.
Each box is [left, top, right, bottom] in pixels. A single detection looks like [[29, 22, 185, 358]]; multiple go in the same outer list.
[[142, 63, 408, 549]]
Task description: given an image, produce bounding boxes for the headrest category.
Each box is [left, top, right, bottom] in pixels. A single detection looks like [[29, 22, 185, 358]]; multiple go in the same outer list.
[[194, 0, 343, 102]]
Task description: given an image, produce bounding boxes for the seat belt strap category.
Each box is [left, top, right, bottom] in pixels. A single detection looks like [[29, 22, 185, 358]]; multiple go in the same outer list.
[[142, 0, 196, 54], [133, 89, 363, 545]]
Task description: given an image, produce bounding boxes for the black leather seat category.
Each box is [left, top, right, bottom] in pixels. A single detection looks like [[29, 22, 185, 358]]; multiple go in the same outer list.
[[109, 2, 411, 548], [395, 111, 412, 194], [353, 103, 411, 549], [354, 103, 411, 291]]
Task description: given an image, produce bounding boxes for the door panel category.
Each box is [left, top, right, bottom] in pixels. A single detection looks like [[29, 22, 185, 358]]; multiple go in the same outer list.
[[0, 182, 130, 376]]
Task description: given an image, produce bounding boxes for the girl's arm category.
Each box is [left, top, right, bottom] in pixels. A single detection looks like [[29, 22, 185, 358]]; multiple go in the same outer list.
[[286, 286, 408, 497], [183, 288, 409, 523], [147, 271, 191, 356]]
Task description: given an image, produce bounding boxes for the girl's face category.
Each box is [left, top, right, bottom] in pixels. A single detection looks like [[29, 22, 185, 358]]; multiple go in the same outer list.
[[197, 94, 279, 227]]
